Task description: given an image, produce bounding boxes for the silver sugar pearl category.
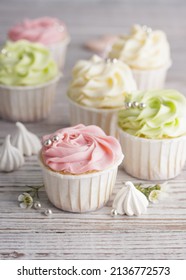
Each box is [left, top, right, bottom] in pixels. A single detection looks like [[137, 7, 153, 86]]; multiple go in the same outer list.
[[146, 27, 152, 36], [43, 138, 52, 147], [52, 135, 59, 143], [34, 201, 41, 209], [138, 102, 146, 109], [44, 209, 52, 216], [111, 209, 118, 217], [132, 101, 139, 108], [125, 102, 132, 109], [106, 58, 118, 64], [56, 25, 64, 33], [142, 25, 152, 36]]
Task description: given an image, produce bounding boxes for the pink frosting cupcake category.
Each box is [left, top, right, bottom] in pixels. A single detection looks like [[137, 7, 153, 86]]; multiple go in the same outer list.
[[8, 17, 70, 69], [39, 124, 124, 212]]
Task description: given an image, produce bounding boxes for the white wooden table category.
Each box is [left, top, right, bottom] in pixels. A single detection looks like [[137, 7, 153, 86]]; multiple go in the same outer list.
[[0, 0, 186, 260]]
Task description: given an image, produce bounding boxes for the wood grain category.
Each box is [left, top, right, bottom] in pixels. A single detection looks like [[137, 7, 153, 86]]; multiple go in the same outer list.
[[0, 0, 186, 260]]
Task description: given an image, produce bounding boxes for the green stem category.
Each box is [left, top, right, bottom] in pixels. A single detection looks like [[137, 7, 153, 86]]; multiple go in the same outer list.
[[25, 185, 44, 200], [135, 184, 161, 199]]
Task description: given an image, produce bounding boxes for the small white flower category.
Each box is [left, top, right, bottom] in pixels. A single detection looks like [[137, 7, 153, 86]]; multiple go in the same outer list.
[[148, 190, 162, 204], [18, 192, 33, 209]]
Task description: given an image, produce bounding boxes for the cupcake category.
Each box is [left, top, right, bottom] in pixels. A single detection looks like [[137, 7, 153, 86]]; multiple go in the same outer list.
[[118, 89, 186, 180], [109, 25, 171, 90], [0, 40, 60, 122], [67, 55, 137, 136], [39, 124, 124, 213], [8, 17, 70, 69]]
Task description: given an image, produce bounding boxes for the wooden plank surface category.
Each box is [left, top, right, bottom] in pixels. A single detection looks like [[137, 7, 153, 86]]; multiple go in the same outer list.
[[0, 0, 186, 260]]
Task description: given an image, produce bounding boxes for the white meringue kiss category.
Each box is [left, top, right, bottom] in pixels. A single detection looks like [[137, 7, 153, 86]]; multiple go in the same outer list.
[[12, 122, 41, 156], [112, 181, 149, 216], [0, 135, 24, 172]]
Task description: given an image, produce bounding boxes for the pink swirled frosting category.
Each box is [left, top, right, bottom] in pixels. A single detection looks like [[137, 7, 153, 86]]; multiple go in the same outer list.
[[8, 17, 68, 45], [41, 124, 123, 174]]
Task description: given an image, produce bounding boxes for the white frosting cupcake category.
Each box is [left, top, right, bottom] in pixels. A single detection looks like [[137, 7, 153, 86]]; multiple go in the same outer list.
[[109, 25, 171, 90], [67, 55, 136, 136]]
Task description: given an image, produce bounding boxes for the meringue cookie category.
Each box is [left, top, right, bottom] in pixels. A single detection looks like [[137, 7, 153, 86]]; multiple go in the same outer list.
[[12, 122, 42, 156], [112, 181, 149, 216], [0, 135, 24, 172]]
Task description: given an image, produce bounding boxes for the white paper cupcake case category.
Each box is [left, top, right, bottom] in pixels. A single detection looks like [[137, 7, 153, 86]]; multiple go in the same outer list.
[[118, 127, 186, 180], [0, 74, 61, 122], [39, 156, 123, 213], [48, 36, 70, 69], [131, 62, 171, 91], [68, 98, 120, 136]]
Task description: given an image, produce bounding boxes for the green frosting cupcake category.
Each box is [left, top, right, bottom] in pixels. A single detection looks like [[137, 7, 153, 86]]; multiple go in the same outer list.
[[0, 40, 58, 86], [118, 89, 186, 139]]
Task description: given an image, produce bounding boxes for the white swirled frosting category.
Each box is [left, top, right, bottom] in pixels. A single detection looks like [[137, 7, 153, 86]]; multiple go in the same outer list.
[[0, 135, 24, 172], [112, 181, 149, 216], [12, 122, 41, 156], [68, 55, 137, 108], [109, 25, 171, 70]]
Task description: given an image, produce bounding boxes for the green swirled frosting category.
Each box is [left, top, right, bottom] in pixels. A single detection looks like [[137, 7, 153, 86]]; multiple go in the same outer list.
[[0, 40, 58, 86], [118, 89, 186, 139]]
